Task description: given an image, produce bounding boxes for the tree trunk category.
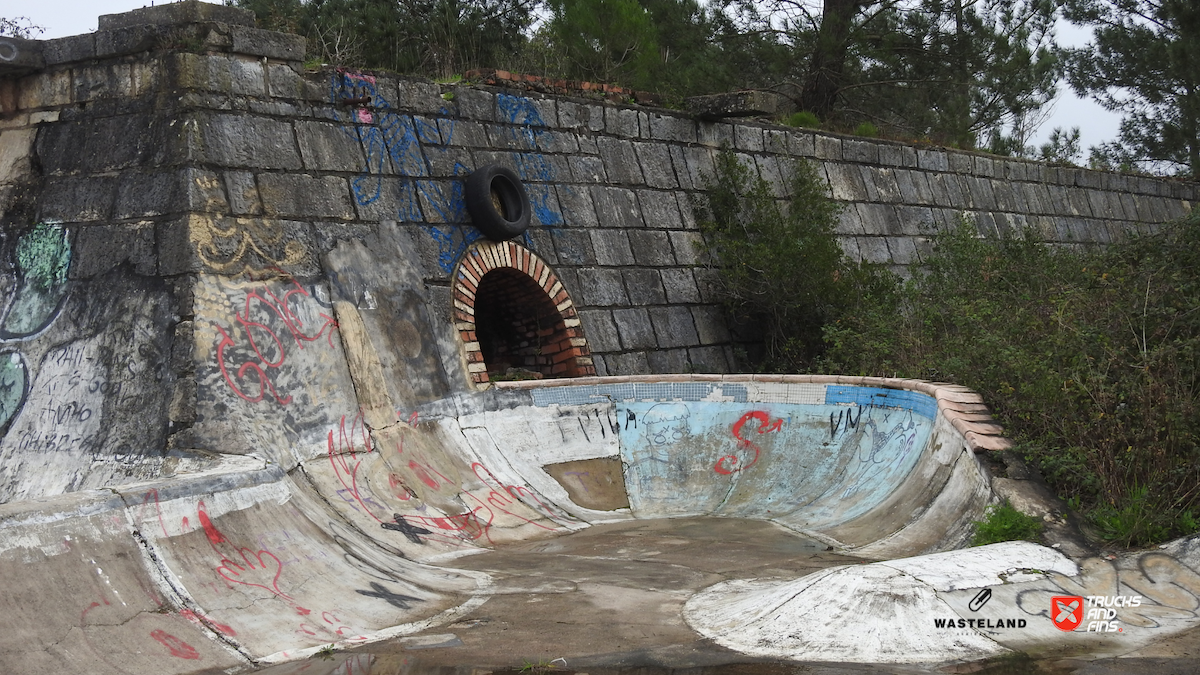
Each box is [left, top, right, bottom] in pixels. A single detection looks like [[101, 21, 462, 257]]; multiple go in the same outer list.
[[798, 0, 866, 120]]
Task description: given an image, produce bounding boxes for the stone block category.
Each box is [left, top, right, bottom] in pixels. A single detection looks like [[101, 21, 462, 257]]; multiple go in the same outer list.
[[649, 113, 696, 143], [16, 69, 72, 109], [677, 192, 699, 229], [556, 101, 590, 129], [578, 310, 621, 352], [73, 221, 157, 278], [696, 122, 733, 148], [578, 268, 629, 306], [295, 120, 365, 172], [686, 91, 792, 120], [555, 185, 599, 229], [917, 149, 949, 172], [351, 176, 409, 221], [789, 130, 816, 157], [629, 230, 674, 266], [224, 171, 262, 215], [843, 139, 879, 164], [259, 173, 352, 219], [43, 34, 96, 65], [614, 308, 657, 349], [660, 268, 701, 303], [604, 106, 641, 137], [860, 166, 902, 203], [734, 125, 765, 152], [647, 349, 690, 374], [597, 137, 645, 185], [756, 156, 788, 197], [649, 306, 700, 348], [764, 129, 789, 155], [669, 231, 704, 265], [814, 135, 842, 160], [895, 206, 936, 236], [825, 163, 868, 202], [879, 144, 918, 168], [605, 351, 649, 376], [623, 269, 667, 305], [200, 113, 301, 169], [569, 156, 607, 183], [691, 305, 731, 345], [947, 152, 973, 174], [230, 56, 266, 96], [885, 237, 919, 264], [635, 142, 678, 189], [100, 2, 254, 29], [675, 146, 714, 191], [972, 155, 997, 178], [0, 127, 35, 184], [856, 236, 891, 265], [895, 170, 923, 204], [442, 119, 488, 147], [453, 88, 495, 122], [424, 146, 474, 177], [591, 186, 643, 229], [630, 192, 680, 233], [396, 79, 445, 114], [39, 175, 116, 222], [590, 229, 635, 266], [551, 229, 595, 265], [538, 130, 579, 154], [688, 346, 730, 373]]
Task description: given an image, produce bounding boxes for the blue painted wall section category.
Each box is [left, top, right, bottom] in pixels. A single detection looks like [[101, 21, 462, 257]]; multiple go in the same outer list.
[[331, 74, 564, 274]]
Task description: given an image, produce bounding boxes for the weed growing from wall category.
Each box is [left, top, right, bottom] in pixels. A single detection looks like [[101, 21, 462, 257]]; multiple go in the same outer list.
[[824, 210, 1200, 547], [972, 501, 1044, 546], [695, 149, 896, 371]]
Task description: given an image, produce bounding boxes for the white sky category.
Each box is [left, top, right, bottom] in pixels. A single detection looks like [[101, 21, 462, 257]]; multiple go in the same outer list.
[[5, 0, 1121, 155]]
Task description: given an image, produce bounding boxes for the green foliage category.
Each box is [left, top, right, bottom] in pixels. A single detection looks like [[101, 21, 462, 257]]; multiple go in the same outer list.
[[544, 0, 661, 89], [696, 150, 895, 371], [824, 210, 1200, 547], [1063, 0, 1200, 177], [785, 111, 821, 128], [972, 501, 1044, 546], [852, 121, 879, 137], [232, 0, 533, 77], [1038, 126, 1082, 165]]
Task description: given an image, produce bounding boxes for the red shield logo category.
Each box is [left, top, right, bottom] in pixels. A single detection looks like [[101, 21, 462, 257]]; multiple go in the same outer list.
[[1052, 595, 1084, 631]]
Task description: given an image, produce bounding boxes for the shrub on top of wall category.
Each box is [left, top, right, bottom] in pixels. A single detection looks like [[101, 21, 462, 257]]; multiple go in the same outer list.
[[823, 210, 1200, 547], [694, 149, 897, 372]]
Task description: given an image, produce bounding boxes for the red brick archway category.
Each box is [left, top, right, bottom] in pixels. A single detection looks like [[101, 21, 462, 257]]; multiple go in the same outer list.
[[452, 241, 595, 386]]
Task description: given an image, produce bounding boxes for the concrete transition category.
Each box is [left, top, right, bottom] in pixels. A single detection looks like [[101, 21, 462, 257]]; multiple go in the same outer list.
[[1, 3, 1199, 674]]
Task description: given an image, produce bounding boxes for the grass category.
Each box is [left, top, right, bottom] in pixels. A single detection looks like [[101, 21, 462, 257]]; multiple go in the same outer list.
[[972, 501, 1044, 546]]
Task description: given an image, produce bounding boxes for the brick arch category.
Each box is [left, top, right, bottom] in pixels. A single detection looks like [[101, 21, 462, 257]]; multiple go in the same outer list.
[[452, 241, 595, 386]]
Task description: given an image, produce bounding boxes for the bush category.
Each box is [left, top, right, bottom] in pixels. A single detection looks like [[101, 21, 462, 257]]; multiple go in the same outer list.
[[823, 211, 1200, 547], [785, 111, 821, 128], [972, 501, 1044, 546], [695, 150, 895, 371], [853, 121, 879, 137]]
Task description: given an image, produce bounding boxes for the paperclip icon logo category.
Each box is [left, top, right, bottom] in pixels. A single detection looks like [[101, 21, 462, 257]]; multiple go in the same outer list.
[[969, 588, 992, 612], [1052, 595, 1085, 631]]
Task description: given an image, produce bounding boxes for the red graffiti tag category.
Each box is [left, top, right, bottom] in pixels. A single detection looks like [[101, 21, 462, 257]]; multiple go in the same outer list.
[[716, 411, 783, 475], [327, 411, 385, 522], [150, 630, 201, 660], [215, 277, 338, 405], [197, 500, 227, 552], [216, 547, 291, 600], [180, 608, 237, 637]]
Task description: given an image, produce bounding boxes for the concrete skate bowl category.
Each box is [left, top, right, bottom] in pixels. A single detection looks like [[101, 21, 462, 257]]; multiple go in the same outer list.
[[6, 368, 1200, 675]]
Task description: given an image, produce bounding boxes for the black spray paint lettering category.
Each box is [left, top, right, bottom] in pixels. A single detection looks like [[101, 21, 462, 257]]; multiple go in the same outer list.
[[830, 405, 867, 438]]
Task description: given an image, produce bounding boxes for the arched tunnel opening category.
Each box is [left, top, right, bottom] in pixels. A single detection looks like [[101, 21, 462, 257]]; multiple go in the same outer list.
[[473, 267, 588, 380]]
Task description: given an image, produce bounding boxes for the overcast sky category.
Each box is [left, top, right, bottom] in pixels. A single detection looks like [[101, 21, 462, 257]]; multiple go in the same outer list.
[[7, 0, 1122, 155]]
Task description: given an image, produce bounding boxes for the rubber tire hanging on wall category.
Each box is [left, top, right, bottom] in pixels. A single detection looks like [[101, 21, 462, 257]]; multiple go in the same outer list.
[[464, 165, 531, 241]]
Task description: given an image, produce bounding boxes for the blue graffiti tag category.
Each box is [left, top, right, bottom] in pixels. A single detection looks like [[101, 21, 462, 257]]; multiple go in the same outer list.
[[331, 75, 564, 272]]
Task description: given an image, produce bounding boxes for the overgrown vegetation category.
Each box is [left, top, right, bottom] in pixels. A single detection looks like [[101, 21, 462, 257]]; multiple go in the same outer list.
[[821, 211, 1200, 547], [972, 501, 1044, 546], [695, 150, 895, 371], [698, 154, 1200, 547]]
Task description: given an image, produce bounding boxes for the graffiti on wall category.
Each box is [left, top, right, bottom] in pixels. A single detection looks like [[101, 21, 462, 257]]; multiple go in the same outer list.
[[330, 72, 556, 274], [0, 223, 71, 434], [212, 273, 339, 405]]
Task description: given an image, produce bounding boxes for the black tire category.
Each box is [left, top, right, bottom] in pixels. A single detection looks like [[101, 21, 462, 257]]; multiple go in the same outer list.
[[464, 165, 531, 241]]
